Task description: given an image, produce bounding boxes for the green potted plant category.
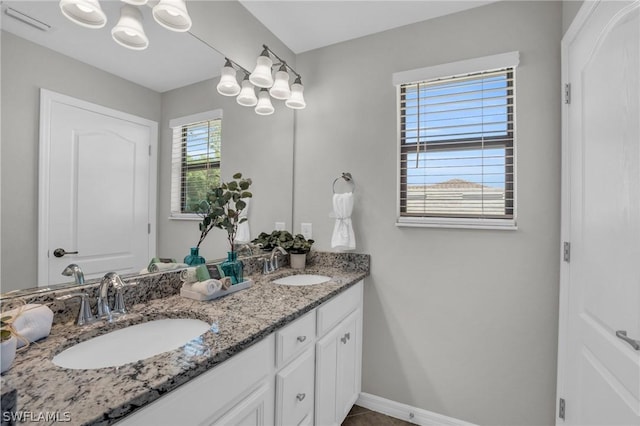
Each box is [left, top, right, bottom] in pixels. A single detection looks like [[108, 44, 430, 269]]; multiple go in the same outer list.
[[195, 173, 252, 283], [253, 231, 314, 269]]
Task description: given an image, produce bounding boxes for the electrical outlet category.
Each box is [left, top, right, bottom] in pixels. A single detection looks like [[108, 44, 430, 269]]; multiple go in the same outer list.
[[275, 222, 286, 231], [301, 223, 312, 239]]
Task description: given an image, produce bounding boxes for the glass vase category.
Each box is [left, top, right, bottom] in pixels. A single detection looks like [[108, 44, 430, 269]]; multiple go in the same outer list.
[[184, 247, 206, 266], [221, 251, 244, 285]]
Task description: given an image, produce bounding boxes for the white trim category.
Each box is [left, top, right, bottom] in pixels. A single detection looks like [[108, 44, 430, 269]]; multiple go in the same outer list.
[[396, 217, 517, 231], [556, 1, 599, 425], [169, 109, 223, 129], [392, 51, 519, 86], [356, 393, 477, 426], [38, 89, 158, 286], [168, 213, 203, 221]]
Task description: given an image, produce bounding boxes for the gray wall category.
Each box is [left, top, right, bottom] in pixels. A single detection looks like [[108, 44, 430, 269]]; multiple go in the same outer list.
[[563, 0, 585, 35], [0, 32, 161, 292], [293, 1, 562, 424]]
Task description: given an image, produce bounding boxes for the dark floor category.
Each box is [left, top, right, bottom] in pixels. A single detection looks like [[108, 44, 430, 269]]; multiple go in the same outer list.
[[341, 405, 414, 426]]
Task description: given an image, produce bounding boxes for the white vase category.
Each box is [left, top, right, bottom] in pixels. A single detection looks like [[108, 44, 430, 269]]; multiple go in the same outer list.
[[1, 336, 17, 373], [290, 253, 307, 270]]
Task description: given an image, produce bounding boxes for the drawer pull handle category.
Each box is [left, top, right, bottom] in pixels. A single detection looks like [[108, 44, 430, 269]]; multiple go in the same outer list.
[[297, 335, 307, 343], [296, 393, 306, 402]]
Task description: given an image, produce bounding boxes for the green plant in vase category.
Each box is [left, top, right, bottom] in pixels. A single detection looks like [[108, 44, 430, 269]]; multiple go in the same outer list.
[[197, 172, 252, 284]]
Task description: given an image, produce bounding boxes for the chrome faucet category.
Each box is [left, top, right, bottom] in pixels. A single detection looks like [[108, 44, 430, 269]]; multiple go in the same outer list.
[[235, 242, 255, 256], [61, 264, 85, 285], [56, 292, 95, 326], [263, 246, 287, 274], [97, 272, 127, 322]]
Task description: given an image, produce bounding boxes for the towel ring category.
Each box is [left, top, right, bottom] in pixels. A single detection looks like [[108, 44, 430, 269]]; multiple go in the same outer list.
[[332, 172, 355, 194]]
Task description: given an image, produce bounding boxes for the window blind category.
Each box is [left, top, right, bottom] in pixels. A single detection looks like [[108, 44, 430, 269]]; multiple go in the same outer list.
[[170, 118, 221, 215], [399, 68, 515, 221]]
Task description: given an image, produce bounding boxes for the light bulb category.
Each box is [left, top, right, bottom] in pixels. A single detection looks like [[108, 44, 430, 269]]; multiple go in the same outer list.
[[255, 89, 275, 115], [269, 65, 291, 100], [249, 50, 274, 88], [285, 77, 306, 109], [237, 78, 258, 107], [216, 60, 241, 97]]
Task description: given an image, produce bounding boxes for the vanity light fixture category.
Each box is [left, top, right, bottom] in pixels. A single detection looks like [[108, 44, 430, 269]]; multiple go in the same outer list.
[[59, 0, 192, 50], [216, 44, 307, 114]]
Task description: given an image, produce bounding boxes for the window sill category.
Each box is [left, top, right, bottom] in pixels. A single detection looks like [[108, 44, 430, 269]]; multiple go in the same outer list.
[[169, 213, 203, 221], [396, 217, 517, 231]]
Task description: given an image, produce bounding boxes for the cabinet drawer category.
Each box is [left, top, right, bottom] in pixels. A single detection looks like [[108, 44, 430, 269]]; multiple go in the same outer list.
[[317, 281, 363, 336], [275, 348, 315, 426], [276, 310, 315, 368]]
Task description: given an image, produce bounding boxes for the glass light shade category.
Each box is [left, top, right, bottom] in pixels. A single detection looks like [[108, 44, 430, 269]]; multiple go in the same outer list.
[[237, 79, 258, 107], [217, 65, 241, 96], [111, 5, 149, 50], [255, 89, 275, 115], [152, 0, 192, 32], [122, 0, 148, 5], [59, 0, 107, 28], [286, 81, 306, 109], [269, 68, 291, 100], [249, 55, 274, 88]]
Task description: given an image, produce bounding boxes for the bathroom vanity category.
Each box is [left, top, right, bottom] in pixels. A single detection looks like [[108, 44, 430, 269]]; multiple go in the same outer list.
[[0, 252, 368, 425]]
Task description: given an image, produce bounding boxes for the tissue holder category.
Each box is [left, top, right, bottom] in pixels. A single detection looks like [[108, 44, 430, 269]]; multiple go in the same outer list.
[[180, 279, 253, 301]]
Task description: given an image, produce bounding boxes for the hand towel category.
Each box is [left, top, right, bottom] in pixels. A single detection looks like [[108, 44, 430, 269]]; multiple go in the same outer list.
[[191, 279, 222, 296], [180, 267, 198, 284], [235, 198, 251, 244], [195, 264, 211, 282], [5, 304, 54, 348], [331, 192, 356, 250], [148, 262, 188, 273]]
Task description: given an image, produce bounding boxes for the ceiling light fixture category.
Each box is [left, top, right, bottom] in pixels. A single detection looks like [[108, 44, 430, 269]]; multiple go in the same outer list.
[[217, 45, 306, 115], [59, 0, 192, 50]]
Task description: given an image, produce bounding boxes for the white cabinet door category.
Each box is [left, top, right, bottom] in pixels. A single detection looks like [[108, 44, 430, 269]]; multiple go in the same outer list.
[[315, 308, 362, 426], [213, 381, 274, 426]]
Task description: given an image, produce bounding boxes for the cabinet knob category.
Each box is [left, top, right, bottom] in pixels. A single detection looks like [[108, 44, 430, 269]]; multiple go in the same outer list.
[[297, 335, 307, 343], [296, 393, 306, 402]]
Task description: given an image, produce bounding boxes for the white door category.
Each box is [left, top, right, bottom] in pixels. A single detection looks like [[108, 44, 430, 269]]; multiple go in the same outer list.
[[39, 90, 157, 286], [558, 1, 640, 425]]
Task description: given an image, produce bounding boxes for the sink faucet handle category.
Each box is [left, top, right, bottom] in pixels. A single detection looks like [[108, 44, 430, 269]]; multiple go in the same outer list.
[[112, 287, 127, 315], [263, 258, 273, 274], [56, 292, 95, 326]]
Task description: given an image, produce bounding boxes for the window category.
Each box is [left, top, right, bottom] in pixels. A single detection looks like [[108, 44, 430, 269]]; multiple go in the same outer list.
[[394, 52, 519, 229], [170, 110, 222, 218]]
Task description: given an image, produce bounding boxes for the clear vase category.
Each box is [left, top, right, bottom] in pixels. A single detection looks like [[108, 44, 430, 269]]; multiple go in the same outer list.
[[221, 251, 244, 285], [184, 247, 206, 266]]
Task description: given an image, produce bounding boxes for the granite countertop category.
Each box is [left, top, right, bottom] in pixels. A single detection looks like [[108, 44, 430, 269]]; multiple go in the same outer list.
[[0, 262, 367, 425]]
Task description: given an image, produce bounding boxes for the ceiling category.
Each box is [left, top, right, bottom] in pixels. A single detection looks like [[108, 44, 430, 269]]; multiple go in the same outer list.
[[239, 0, 498, 54], [1, 0, 496, 93]]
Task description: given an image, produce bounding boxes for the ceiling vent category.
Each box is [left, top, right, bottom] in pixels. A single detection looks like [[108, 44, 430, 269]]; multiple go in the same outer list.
[[4, 7, 52, 32]]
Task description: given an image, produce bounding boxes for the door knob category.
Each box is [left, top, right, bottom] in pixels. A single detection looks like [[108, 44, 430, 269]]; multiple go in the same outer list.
[[616, 330, 640, 350], [53, 248, 79, 258]]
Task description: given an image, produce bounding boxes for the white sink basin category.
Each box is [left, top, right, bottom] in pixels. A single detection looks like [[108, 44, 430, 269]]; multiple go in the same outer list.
[[52, 318, 211, 369], [272, 274, 331, 286]]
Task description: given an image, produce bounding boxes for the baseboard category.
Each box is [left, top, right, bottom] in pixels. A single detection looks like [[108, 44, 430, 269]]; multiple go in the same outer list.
[[356, 392, 477, 426]]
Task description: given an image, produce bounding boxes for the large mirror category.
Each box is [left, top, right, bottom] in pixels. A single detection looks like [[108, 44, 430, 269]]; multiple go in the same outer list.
[[0, 1, 295, 294]]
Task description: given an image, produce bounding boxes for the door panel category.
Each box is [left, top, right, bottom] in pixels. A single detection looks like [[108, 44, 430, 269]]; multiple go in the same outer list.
[[561, 1, 640, 424], [39, 90, 157, 285]]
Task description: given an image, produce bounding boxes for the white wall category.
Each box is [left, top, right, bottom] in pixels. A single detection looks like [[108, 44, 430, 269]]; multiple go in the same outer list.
[[0, 32, 161, 292], [293, 1, 562, 424]]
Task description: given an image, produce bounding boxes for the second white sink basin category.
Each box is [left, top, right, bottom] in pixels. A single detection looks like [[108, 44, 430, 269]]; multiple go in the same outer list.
[[272, 274, 331, 286], [52, 318, 211, 369]]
